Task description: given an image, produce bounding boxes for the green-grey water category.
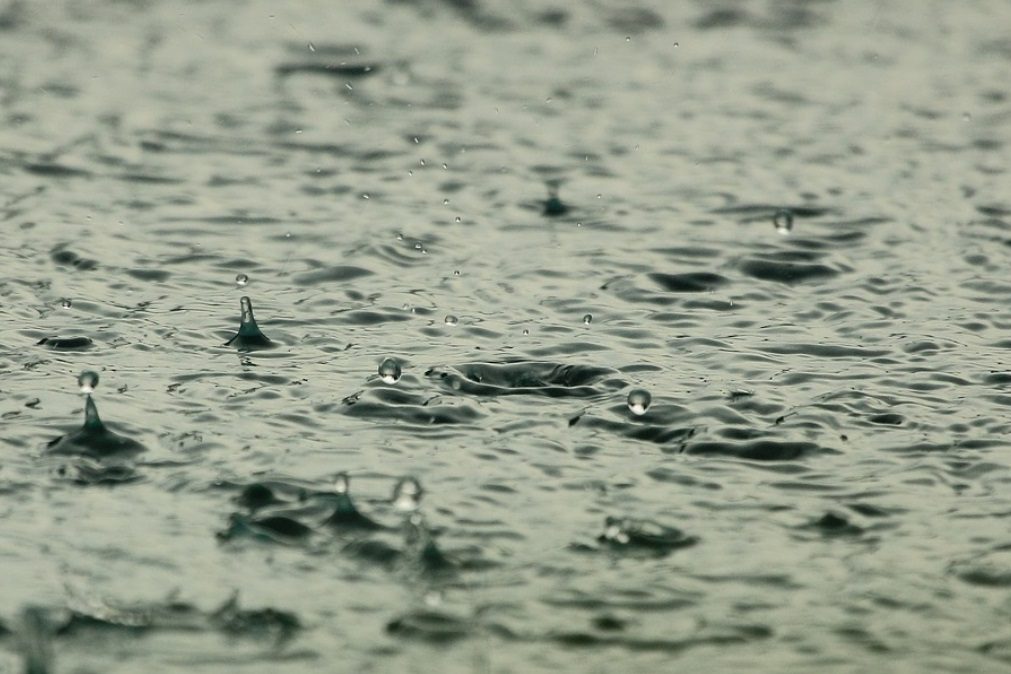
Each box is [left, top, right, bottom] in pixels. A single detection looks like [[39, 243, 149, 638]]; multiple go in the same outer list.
[[2, 1, 1011, 672]]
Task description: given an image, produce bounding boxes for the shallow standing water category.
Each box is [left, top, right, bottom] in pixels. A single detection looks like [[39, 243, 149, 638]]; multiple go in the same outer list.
[[2, 0, 1011, 671]]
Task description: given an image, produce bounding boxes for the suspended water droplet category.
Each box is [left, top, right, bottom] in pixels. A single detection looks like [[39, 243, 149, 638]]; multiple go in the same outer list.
[[334, 471, 350, 494], [413, 136, 420, 143], [396, 233, 404, 241], [602, 518, 631, 544], [78, 370, 99, 394], [625, 36, 631, 42], [419, 159, 426, 166], [442, 198, 450, 205], [441, 163, 448, 170], [773, 209, 794, 234], [454, 216, 461, 223], [444, 315, 459, 326], [414, 241, 423, 250], [393, 477, 423, 512], [583, 313, 593, 325], [962, 112, 972, 122], [673, 42, 679, 48], [235, 273, 249, 287], [627, 388, 652, 416], [378, 357, 402, 384], [345, 83, 353, 91], [61, 299, 72, 309], [307, 42, 316, 52], [522, 328, 530, 335], [453, 270, 461, 277], [362, 193, 370, 200]]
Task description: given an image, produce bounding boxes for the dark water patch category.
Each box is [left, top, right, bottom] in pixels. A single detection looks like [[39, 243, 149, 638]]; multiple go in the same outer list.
[[293, 265, 373, 285], [275, 62, 381, 78], [218, 513, 315, 544], [739, 257, 839, 284], [125, 268, 171, 282], [712, 204, 833, 219], [50, 247, 97, 271], [648, 272, 729, 293], [685, 440, 830, 461], [37, 336, 93, 350], [951, 549, 1011, 587], [428, 361, 624, 399], [607, 6, 665, 33], [386, 610, 473, 643], [545, 625, 771, 652], [869, 413, 904, 426], [802, 512, 864, 537], [24, 163, 90, 178], [761, 343, 890, 358]]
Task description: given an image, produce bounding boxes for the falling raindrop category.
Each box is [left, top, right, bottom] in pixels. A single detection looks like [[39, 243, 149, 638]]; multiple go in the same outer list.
[[334, 471, 349, 494], [378, 357, 402, 384], [77, 370, 99, 394], [627, 389, 652, 416], [773, 209, 794, 234], [444, 315, 459, 326], [583, 313, 593, 325], [393, 477, 423, 512], [235, 273, 249, 287], [307, 42, 316, 52], [61, 299, 72, 309]]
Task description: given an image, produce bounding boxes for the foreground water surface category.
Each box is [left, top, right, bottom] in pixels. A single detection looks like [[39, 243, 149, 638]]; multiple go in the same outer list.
[[2, 1, 1011, 672]]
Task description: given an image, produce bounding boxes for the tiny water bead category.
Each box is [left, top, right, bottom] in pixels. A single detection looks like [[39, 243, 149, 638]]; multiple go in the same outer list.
[[60, 298, 72, 309], [393, 477, 423, 513], [334, 472, 350, 494], [773, 209, 794, 234], [78, 370, 99, 394], [378, 357, 402, 384], [235, 273, 249, 287], [444, 315, 459, 326], [627, 389, 652, 416], [582, 313, 593, 325]]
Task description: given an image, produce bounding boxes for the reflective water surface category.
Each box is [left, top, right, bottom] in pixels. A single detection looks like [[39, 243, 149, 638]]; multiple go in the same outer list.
[[2, 1, 1011, 671]]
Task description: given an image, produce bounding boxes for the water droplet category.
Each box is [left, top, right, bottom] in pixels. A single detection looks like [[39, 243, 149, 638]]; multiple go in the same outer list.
[[393, 477, 423, 512], [454, 216, 461, 223], [413, 136, 420, 143], [627, 389, 652, 416], [444, 315, 459, 326], [522, 328, 530, 335], [414, 241, 423, 250], [602, 519, 631, 545], [673, 42, 679, 48], [379, 357, 402, 384], [307, 42, 316, 52], [61, 299, 72, 309], [235, 273, 249, 287], [396, 233, 404, 241], [582, 313, 593, 325], [441, 163, 448, 170], [625, 36, 631, 42], [773, 209, 794, 234], [334, 471, 349, 494], [442, 198, 450, 205], [362, 193, 370, 200], [419, 159, 426, 166], [78, 370, 99, 394], [453, 270, 461, 276], [345, 83, 353, 91], [962, 112, 972, 122]]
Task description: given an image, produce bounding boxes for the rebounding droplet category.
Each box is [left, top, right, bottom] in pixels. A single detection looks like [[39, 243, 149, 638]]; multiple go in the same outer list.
[[627, 389, 652, 416], [78, 370, 99, 394], [235, 273, 249, 287], [61, 299, 72, 309], [444, 315, 459, 326], [393, 477, 423, 513], [224, 296, 273, 350], [583, 313, 593, 325], [334, 471, 350, 494], [379, 357, 402, 384], [773, 209, 794, 234]]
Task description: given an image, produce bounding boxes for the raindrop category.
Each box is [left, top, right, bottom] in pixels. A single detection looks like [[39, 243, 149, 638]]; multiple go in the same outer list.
[[522, 328, 530, 335], [454, 216, 461, 223], [627, 389, 652, 416], [773, 209, 794, 234], [441, 163, 448, 170], [673, 42, 679, 48], [625, 36, 631, 42], [334, 471, 349, 494], [362, 193, 370, 200], [393, 477, 423, 512], [582, 313, 593, 325], [345, 83, 353, 91], [453, 270, 461, 276], [444, 315, 459, 326], [420, 159, 426, 166], [442, 198, 450, 205], [413, 137, 420, 143], [962, 112, 972, 122], [235, 273, 249, 287], [307, 42, 316, 52], [414, 241, 423, 250], [78, 370, 99, 394], [61, 299, 72, 309], [378, 357, 402, 384]]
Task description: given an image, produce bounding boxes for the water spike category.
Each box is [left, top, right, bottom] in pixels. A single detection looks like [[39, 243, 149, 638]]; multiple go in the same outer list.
[[225, 296, 274, 350], [325, 471, 382, 530], [83, 394, 104, 431]]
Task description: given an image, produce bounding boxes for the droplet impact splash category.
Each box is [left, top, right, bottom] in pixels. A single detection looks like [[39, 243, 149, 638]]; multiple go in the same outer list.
[[393, 477, 423, 513], [773, 209, 794, 234], [627, 388, 652, 416], [378, 357, 403, 384]]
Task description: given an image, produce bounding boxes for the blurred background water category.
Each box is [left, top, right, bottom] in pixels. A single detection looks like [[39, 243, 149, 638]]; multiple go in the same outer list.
[[2, 0, 1011, 671]]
